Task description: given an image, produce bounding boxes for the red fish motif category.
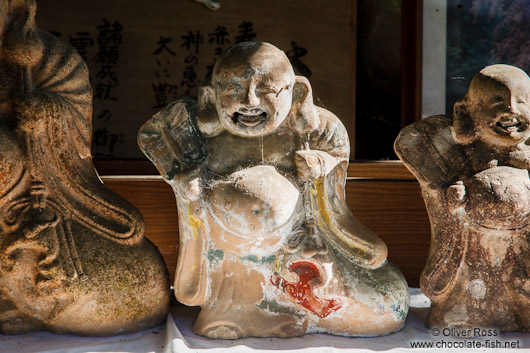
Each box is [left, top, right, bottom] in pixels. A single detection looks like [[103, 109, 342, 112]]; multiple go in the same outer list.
[[272, 261, 342, 318]]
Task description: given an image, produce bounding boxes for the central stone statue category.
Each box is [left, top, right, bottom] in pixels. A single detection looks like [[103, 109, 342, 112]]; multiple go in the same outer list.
[[139, 41, 408, 339]]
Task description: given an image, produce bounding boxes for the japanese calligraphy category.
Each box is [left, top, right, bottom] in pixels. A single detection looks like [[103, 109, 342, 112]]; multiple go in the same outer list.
[[181, 30, 203, 54], [235, 21, 256, 43], [153, 36, 177, 56], [69, 32, 94, 62], [152, 37, 179, 108], [92, 127, 124, 156], [93, 19, 123, 100], [92, 19, 124, 157]]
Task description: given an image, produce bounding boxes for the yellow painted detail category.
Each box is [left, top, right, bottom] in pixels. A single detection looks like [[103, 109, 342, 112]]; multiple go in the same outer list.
[[314, 177, 331, 226], [312, 175, 371, 262], [187, 201, 203, 240]]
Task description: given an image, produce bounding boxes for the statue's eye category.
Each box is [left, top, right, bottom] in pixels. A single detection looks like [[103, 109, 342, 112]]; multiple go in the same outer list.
[[257, 86, 279, 95], [488, 100, 507, 109], [225, 84, 242, 93]]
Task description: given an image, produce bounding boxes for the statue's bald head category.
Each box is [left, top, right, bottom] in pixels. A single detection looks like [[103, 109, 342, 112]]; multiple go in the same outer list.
[[454, 64, 530, 146], [213, 42, 295, 84], [467, 64, 530, 102]]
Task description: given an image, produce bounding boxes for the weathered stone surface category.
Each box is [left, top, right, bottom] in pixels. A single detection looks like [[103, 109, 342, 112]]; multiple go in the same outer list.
[[139, 41, 408, 339], [0, 0, 169, 335], [395, 64, 530, 332]]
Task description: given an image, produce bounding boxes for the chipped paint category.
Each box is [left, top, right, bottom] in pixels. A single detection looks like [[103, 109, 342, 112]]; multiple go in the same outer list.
[[239, 254, 276, 264], [207, 248, 224, 264]]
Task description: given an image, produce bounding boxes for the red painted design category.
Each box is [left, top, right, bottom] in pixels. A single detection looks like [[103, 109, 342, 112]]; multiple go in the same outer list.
[[271, 261, 342, 318]]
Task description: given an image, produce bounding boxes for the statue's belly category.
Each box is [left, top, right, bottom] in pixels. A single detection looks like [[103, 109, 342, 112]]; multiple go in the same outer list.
[[207, 165, 300, 239], [465, 166, 530, 229]]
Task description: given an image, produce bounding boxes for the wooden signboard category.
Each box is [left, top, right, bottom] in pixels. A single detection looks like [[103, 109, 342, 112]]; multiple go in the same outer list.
[[36, 0, 356, 159]]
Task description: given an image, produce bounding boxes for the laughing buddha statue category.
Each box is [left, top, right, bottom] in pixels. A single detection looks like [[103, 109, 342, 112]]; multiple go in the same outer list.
[[395, 64, 530, 332], [139, 41, 409, 339]]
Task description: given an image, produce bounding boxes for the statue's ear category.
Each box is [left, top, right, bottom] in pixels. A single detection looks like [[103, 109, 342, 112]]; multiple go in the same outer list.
[[292, 76, 312, 105], [452, 98, 477, 145], [290, 76, 319, 133], [197, 85, 224, 137]]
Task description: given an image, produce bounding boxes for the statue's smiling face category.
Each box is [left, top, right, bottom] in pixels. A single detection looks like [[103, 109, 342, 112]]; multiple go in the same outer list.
[[469, 68, 530, 146], [477, 83, 530, 145], [213, 44, 294, 137]]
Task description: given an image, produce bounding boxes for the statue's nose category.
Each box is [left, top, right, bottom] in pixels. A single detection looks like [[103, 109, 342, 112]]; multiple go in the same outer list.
[[242, 87, 259, 107]]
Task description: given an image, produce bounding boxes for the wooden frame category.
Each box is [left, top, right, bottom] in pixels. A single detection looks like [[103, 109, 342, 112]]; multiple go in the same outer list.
[[354, 0, 422, 159], [401, 0, 423, 127]]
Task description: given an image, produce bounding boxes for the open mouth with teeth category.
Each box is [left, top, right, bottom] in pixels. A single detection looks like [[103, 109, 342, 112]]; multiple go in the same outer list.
[[497, 118, 522, 132], [492, 115, 530, 137], [231, 111, 268, 127]]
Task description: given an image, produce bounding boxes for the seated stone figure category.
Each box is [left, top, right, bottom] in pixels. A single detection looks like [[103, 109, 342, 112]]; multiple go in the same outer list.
[[139, 41, 408, 339], [0, 0, 169, 335], [395, 64, 530, 332]]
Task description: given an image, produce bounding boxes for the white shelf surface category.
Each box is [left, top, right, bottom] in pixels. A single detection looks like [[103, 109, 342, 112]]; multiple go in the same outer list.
[[1, 289, 528, 353]]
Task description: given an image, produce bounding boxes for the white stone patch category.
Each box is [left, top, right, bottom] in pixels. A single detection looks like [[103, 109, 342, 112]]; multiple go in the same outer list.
[[479, 231, 511, 264], [466, 279, 486, 300], [444, 304, 469, 327]]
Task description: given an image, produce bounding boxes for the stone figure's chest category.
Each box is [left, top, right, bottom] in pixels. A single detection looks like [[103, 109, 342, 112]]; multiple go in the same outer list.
[[464, 166, 530, 229], [205, 131, 299, 175], [206, 165, 301, 244]]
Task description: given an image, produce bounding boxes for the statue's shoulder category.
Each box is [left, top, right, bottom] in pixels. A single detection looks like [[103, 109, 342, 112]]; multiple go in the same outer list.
[[314, 106, 346, 131], [153, 97, 198, 123], [395, 115, 451, 147], [309, 106, 349, 159], [138, 98, 206, 180], [33, 28, 92, 111], [395, 115, 467, 187]]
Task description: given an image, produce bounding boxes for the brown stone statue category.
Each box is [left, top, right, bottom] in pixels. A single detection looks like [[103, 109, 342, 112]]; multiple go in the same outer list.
[[139, 41, 408, 339], [395, 64, 530, 332], [0, 0, 169, 335]]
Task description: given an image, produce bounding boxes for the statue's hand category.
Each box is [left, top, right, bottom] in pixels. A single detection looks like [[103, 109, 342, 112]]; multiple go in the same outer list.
[[295, 149, 346, 182], [509, 143, 530, 169], [12, 93, 49, 132], [446, 180, 466, 211], [173, 165, 203, 201], [295, 150, 324, 181]]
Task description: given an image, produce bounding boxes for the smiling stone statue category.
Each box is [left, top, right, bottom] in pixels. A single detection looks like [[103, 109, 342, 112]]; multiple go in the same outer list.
[[139, 41, 409, 339], [395, 64, 530, 332]]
